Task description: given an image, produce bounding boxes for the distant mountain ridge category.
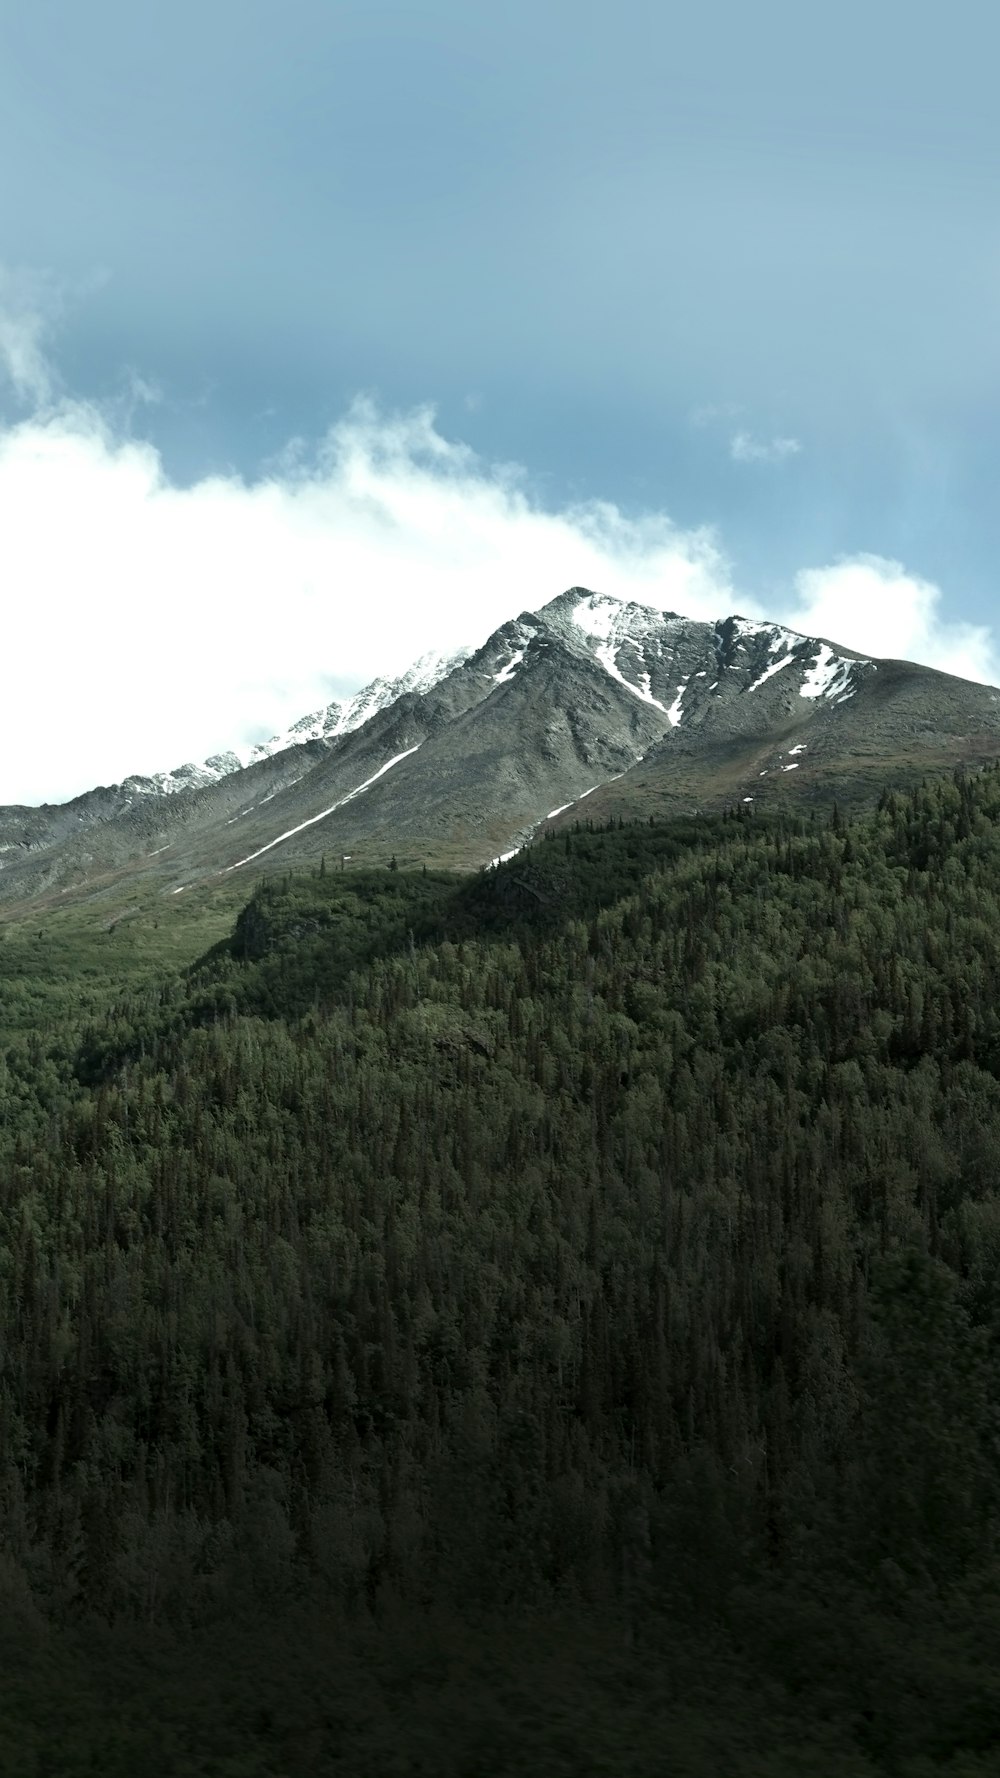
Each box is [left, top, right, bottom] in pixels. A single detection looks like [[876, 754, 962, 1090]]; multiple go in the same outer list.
[[1, 587, 998, 907], [120, 646, 474, 796]]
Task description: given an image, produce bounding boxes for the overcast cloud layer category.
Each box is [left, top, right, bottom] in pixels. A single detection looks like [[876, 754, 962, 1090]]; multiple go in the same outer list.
[[2, 314, 997, 806]]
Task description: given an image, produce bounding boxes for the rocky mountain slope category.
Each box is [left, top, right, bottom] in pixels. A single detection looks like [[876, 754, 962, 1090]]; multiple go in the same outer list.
[[120, 647, 474, 796], [2, 587, 999, 908]]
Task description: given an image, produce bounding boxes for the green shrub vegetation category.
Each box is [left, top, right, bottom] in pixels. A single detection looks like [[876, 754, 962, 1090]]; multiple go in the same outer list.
[[1, 767, 1000, 1772]]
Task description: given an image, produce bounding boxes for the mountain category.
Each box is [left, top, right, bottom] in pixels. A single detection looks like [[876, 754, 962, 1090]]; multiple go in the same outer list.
[[1, 586, 999, 907], [117, 646, 474, 796]]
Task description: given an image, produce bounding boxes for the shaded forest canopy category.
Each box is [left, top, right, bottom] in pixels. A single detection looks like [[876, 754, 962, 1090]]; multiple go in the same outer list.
[[2, 766, 1000, 1772]]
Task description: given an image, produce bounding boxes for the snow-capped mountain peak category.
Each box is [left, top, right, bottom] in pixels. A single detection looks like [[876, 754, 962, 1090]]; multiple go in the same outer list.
[[532, 590, 876, 722], [132, 592, 882, 803], [245, 646, 473, 764], [3, 584, 999, 909], [128, 645, 473, 796]]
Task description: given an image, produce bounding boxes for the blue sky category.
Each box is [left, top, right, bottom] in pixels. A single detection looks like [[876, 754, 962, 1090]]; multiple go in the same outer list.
[[1, 0, 998, 801]]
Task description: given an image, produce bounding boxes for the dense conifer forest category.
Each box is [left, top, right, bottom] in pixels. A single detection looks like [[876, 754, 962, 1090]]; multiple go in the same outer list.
[[2, 765, 1000, 1773]]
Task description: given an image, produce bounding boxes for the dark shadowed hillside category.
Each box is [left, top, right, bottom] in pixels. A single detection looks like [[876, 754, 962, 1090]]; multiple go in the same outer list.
[[1, 764, 1000, 1770]]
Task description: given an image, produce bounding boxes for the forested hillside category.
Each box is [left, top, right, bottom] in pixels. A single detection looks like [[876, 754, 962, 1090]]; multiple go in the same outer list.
[[2, 768, 1000, 1774]]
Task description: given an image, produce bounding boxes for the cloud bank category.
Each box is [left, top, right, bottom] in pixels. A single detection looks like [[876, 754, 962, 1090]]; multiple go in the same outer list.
[[0, 387, 733, 803], [0, 324, 997, 805], [779, 556, 1000, 686]]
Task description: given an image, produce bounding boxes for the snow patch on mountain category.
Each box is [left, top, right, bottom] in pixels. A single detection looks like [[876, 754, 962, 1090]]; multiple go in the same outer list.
[[246, 647, 472, 763], [558, 590, 688, 715], [595, 641, 670, 713], [666, 677, 688, 726], [130, 649, 470, 798], [568, 590, 677, 651], [494, 649, 525, 686], [226, 744, 423, 871], [747, 651, 795, 693], [799, 644, 867, 702], [731, 617, 802, 652], [720, 618, 873, 707], [570, 592, 644, 643], [559, 594, 881, 730]]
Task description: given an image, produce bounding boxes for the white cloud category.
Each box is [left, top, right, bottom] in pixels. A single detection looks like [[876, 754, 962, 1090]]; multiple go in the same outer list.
[[0, 376, 734, 804], [778, 554, 1000, 686], [1, 298, 996, 807], [0, 270, 59, 407], [730, 430, 802, 464]]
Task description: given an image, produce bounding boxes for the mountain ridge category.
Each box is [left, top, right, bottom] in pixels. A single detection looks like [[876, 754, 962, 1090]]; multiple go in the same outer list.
[[1, 587, 998, 908], [118, 645, 475, 798]]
